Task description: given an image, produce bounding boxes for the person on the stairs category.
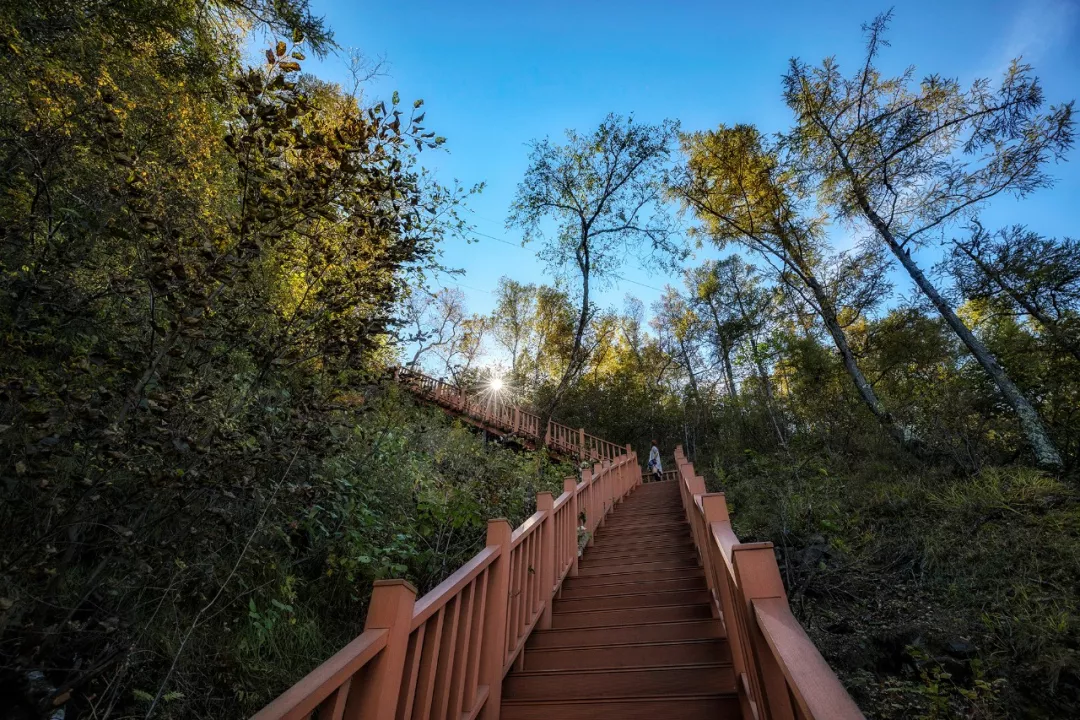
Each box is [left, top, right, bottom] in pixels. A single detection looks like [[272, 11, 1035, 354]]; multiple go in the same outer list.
[[648, 440, 663, 482]]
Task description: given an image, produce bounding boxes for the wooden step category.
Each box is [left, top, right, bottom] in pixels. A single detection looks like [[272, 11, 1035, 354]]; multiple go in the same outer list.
[[607, 511, 686, 524], [613, 500, 678, 511], [583, 542, 696, 558], [592, 527, 691, 543], [553, 587, 710, 613], [597, 520, 690, 536], [579, 546, 695, 566], [559, 574, 706, 599], [576, 556, 698, 577], [527, 618, 725, 649], [563, 565, 705, 587], [587, 532, 694, 550], [503, 663, 736, 700], [501, 694, 740, 720], [525, 638, 731, 671], [550, 603, 711, 629]]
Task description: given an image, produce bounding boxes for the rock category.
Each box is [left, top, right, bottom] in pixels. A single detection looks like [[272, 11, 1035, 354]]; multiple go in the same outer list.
[[826, 618, 854, 634], [945, 637, 976, 658]]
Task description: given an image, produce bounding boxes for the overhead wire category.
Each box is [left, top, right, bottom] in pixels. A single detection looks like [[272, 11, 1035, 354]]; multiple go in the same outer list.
[[462, 226, 670, 294]]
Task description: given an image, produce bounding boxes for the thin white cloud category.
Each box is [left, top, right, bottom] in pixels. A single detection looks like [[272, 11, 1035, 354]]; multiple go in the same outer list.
[[1002, 0, 1078, 65]]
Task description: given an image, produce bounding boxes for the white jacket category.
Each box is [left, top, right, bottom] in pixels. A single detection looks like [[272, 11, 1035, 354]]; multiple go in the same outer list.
[[648, 446, 662, 472]]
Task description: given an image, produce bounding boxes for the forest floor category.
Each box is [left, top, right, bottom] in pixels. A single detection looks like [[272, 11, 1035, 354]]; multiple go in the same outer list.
[[712, 449, 1080, 720]]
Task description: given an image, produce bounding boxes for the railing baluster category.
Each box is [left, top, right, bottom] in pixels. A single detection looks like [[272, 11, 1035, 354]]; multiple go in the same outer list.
[[396, 625, 425, 720], [318, 677, 350, 720], [411, 608, 444, 720], [462, 569, 487, 712], [445, 583, 474, 720]]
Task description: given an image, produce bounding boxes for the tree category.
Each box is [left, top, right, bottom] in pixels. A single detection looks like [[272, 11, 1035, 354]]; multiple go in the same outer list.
[[948, 225, 1080, 364], [652, 287, 706, 401], [675, 125, 918, 452], [401, 288, 468, 370], [0, 2, 466, 713], [508, 113, 682, 444], [688, 257, 781, 405], [491, 278, 538, 382], [438, 314, 490, 385], [782, 11, 1074, 469]]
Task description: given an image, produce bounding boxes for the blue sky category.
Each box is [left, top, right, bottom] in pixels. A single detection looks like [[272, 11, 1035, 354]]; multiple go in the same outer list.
[[303, 0, 1080, 320]]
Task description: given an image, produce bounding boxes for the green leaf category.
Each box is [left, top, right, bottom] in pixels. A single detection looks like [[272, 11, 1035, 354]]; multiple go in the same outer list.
[[392, 91, 400, 106], [276, 41, 287, 57], [413, 99, 424, 109]]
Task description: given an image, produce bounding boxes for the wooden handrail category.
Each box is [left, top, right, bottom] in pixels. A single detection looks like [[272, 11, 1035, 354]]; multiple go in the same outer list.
[[393, 367, 628, 461], [252, 450, 641, 720], [672, 445, 865, 720]]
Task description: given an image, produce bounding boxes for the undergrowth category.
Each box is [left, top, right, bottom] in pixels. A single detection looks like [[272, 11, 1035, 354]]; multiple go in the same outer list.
[[711, 449, 1080, 720]]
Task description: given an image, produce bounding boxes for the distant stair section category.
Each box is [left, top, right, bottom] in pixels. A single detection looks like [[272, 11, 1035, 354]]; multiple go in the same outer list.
[[393, 367, 627, 461]]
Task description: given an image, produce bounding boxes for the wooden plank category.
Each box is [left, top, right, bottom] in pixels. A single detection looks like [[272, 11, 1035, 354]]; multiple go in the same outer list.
[[753, 598, 865, 720]]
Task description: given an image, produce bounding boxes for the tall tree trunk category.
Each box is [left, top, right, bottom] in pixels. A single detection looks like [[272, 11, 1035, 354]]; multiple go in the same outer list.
[[865, 214, 1063, 469], [799, 270, 920, 452], [719, 340, 737, 400], [956, 242, 1080, 365], [703, 300, 738, 400], [806, 107, 1063, 469], [537, 236, 591, 448]]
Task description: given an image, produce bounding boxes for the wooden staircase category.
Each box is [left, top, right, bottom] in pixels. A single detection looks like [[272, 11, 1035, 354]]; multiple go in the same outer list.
[[502, 479, 739, 719], [251, 446, 865, 720]]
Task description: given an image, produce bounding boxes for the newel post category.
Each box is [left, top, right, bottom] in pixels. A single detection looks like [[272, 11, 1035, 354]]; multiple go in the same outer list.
[[564, 477, 579, 576], [350, 579, 416, 720], [536, 492, 556, 630], [732, 544, 796, 720], [478, 519, 513, 720], [579, 428, 586, 459]]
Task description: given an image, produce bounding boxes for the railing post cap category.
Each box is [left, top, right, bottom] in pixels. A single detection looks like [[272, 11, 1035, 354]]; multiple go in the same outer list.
[[371, 578, 418, 596]]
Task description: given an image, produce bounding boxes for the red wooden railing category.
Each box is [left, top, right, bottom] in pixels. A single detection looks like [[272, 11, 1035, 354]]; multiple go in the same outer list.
[[673, 445, 865, 720], [394, 368, 627, 461], [252, 451, 641, 720]]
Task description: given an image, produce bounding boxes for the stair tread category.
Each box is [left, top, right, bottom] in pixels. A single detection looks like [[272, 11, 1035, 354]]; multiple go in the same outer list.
[[531, 617, 720, 635], [527, 637, 723, 653], [510, 661, 732, 677], [504, 693, 735, 703]]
